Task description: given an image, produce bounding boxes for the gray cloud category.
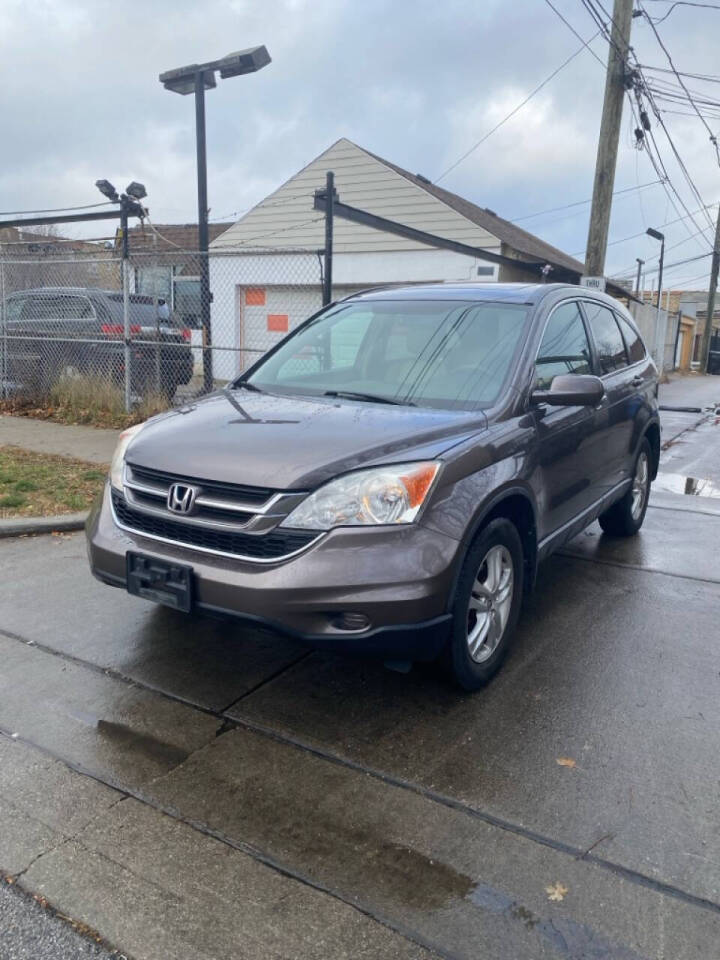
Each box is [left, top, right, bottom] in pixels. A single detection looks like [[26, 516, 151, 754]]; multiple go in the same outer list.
[[0, 0, 717, 285]]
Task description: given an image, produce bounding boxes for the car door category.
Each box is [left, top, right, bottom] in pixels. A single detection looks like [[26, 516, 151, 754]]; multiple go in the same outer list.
[[531, 299, 601, 539], [581, 300, 633, 496]]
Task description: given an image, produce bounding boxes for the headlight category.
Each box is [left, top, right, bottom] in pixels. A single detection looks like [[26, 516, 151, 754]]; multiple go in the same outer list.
[[280, 461, 441, 530], [109, 423, 146, 489]]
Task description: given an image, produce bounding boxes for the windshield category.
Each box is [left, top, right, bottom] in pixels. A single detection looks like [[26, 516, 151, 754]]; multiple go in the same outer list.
[[241, 299, 530, 410]]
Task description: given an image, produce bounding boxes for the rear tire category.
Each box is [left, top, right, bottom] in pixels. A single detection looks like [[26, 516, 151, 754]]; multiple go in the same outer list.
[[598, 438, 652, 537], [443, 518, 524, 691]]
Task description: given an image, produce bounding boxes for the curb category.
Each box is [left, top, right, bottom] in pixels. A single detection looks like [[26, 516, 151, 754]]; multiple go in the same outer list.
[[0, 512, 89, 539]]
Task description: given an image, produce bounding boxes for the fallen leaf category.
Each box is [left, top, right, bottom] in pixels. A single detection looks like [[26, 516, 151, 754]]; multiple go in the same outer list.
[[556, 757, 576, 768], [546, 882, 568, 902]]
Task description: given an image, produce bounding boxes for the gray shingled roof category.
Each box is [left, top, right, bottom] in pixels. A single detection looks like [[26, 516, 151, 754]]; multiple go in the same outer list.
[[364, 147, 586, 276]]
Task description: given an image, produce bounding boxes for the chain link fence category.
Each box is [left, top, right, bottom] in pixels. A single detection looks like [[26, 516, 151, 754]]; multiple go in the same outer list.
[[0, 238, 687, 420], [0, 243, 325, 413]]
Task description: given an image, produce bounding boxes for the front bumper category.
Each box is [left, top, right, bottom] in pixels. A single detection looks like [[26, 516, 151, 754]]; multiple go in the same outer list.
[[86, 483, 460, 661]]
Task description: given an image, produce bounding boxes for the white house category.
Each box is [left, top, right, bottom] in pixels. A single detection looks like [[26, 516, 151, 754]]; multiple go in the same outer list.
[[208, 138, 592, 380]]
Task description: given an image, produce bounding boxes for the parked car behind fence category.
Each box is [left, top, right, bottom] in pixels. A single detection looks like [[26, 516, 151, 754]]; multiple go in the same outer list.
[[0, 287, 194, 402]]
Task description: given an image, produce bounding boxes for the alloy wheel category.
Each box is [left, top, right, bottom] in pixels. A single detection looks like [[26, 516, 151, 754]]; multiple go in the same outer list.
[[466, 544, 514, 663], [631, 451, 649, 521]]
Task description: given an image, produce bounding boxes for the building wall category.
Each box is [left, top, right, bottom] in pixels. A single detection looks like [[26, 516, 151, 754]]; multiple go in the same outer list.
[[208, 247, 497, 380], [212, 139, 502, 256]]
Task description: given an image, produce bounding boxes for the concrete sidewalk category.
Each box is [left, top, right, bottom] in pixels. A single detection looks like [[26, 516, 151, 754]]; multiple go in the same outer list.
[[0, 416, 119, 465]]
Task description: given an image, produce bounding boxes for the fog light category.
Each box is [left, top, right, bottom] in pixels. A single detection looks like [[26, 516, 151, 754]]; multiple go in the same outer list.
[[333, 612, 371, 632]]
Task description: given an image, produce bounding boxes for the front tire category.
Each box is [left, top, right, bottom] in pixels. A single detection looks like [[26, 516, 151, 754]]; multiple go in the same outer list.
[[444, 518, 524, 691], [598, 438, 652, 537]]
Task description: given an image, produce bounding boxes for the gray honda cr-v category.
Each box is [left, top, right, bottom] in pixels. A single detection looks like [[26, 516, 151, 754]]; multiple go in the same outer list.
[[87, 283, 659, 690]]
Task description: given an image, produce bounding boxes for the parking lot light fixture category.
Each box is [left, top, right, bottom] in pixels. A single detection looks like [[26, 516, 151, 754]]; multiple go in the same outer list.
[[646, 228, 665, 309], [126, 181, 147, 201], [95, 179, 119, 203], [159, 46, 271, 393]]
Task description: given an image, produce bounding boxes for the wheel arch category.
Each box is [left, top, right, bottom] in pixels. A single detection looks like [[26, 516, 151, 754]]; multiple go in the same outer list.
[[446, 485, 538, 611], [643, 420, 661, 480]]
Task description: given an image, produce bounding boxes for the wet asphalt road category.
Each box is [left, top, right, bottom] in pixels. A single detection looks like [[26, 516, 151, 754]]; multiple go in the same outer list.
[[1, 390, 720, 958]]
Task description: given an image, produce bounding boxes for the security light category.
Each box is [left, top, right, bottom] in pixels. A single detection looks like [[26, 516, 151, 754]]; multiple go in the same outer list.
[[95, 179, 119, 202], [646, 227, 664, 242], [159, 64, 217, 96], [159, 44, 271, 390], [125, 181, 147, 201], [218, 46, 271, 79]]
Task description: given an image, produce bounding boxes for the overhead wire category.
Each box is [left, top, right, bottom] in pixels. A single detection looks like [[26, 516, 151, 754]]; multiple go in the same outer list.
[[578, 0, 716, 241], [636, 0, 720, 166], [434, 19, 601, 182], [0, 201, 114, 217], [508, 179, 661, 222]]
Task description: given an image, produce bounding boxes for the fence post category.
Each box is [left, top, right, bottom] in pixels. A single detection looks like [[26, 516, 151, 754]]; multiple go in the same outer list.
[[322, 171, 334, 306], [0, 244, 6, 401], [121, 200, 132, 413], [152, 231, 161, 395]]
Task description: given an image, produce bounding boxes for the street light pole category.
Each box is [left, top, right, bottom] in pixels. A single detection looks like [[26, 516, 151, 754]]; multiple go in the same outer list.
[[159, 47, 271, 392], [635, 258, 644, 296], [194, 71, 213, 392], [647, 228, 665, 367]]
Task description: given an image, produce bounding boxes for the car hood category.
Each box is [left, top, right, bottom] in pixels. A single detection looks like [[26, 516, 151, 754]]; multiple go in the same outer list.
[[126, 389, 488, 490]]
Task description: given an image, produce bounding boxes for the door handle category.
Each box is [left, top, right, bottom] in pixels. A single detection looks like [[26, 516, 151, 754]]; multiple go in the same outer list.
[[631, 376, 643, 387]]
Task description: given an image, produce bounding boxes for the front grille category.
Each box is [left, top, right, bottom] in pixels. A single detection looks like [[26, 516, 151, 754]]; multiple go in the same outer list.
[[127, 462, 274, 506], [111, 490, 318, 561]]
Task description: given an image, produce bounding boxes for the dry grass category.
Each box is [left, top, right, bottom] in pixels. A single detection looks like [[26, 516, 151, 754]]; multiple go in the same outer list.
[[0, 446, 108, 518], [0, 375, 169, 429]]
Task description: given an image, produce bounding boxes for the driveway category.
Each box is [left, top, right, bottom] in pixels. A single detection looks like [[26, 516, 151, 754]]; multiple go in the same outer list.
[[0, 377, 719, 959]]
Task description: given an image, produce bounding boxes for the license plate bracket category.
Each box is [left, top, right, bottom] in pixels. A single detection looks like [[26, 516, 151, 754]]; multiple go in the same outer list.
[[126, 552, 193, 613]]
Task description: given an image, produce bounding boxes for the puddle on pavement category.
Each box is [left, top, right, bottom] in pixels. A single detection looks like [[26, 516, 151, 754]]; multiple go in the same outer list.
[[654, 472, 720, 499]]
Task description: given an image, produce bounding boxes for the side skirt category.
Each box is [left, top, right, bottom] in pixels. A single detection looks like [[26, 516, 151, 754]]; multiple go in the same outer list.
[[536, 479, 632, 562]]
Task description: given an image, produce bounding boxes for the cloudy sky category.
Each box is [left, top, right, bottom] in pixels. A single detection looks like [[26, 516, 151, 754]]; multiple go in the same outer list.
[[1, 0, 717, 287]]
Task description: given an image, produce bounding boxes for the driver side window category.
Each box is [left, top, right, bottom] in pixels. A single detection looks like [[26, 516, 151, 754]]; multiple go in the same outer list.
[[535, 302, 592, 390]]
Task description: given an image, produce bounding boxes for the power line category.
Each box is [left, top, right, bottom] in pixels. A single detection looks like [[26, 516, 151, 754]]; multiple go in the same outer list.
[[642, 1, 720, 25], [639, 64, 720, 84], [546, 0, 712, 252], [509, 179, 661, 222], [552, 0, 707, 242], [581, 0, 716, 239], [435, 24, 600, 182], [0, 201, 113, 216], [637, 1, 720, 166], [613, 249, 711, 278], [577, 198, 718, 254]]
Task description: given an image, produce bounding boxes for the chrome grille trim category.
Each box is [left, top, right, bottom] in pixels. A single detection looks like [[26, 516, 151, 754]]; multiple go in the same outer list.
[[110, 491, 323, 564], [122, 463, 308, 536]]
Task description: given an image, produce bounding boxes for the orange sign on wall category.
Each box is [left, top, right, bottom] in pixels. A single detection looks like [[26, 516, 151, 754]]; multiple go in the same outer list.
[[267, 314, 289, 332], [245, 288, 266, 306]]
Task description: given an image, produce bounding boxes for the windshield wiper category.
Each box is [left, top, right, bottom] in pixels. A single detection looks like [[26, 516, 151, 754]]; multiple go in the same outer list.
[[231, 380, 264, 394], [323, 390, 414, 406]]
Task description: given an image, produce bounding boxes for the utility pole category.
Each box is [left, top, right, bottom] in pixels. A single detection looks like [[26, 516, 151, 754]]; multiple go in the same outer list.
[[700, 206, 720, 373], [584, 0, 634, 277]]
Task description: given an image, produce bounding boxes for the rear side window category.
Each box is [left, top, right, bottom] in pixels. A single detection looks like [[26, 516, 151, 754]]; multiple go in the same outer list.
[[616, 314, 646, 364], [19, 296, 93, 320], [584, 302, 628, 374], [535, 302, 592, 390]]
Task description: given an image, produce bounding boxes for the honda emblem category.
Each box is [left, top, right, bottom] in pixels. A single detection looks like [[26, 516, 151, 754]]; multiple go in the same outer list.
[[167, 483, 198, 515]]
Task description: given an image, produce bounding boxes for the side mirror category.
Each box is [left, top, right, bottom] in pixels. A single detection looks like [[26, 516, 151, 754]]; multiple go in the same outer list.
[[531, 374, 605, 407]]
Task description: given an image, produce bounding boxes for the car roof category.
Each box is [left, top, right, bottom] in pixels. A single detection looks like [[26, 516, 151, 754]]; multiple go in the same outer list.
[[346, 282, 573, 305], [345, 281, 631, 314], [6, 287, 113, 297]]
